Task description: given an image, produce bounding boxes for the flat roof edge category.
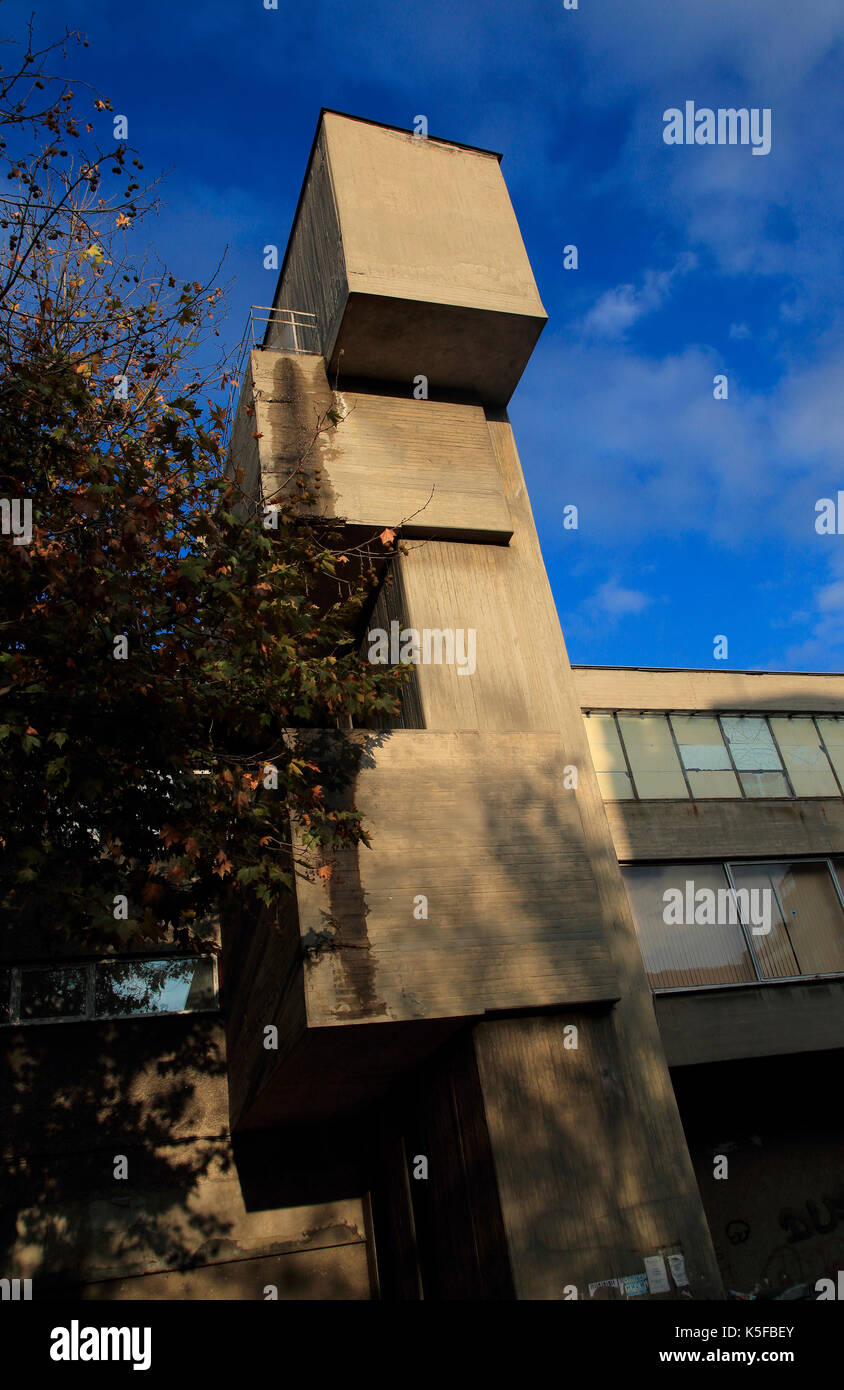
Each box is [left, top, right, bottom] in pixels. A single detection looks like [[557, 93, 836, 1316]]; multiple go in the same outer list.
[[571, 665, 844, 678], [264, 108, 507, 347], [319, 107, 504, 162]]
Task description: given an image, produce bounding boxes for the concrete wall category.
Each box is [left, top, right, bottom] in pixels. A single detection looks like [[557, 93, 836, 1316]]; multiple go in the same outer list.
[[656, 979, 844, 1066], [230, 116, 724, 1298], [602, 798, 844, 862], [250, 350, 513, 540], [0, 1014, 374, 1299], [270, 122, 347, 359], [573, 666, 844, 713], [271, 112, 547, 402]]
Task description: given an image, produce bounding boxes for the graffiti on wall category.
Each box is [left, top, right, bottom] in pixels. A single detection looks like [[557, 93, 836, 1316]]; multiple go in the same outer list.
[[779, 1192, 844, 1242]]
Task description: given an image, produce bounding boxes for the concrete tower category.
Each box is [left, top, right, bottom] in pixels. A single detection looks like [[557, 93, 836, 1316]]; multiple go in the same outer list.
[[225, 111, 723, 1300]]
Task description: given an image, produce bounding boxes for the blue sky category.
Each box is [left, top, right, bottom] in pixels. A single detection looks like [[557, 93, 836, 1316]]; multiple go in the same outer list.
[[10, 0, 844, 670]]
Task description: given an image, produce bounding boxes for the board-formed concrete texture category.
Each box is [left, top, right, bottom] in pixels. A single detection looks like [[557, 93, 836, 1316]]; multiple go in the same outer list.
[[298, 731, 618, 1024], [0, 1014, 375, 1298], [221, 111, 725, 1300], [573, 664, 844, 713], [239, 349, 514, 540], [269, 111, 547, 403]]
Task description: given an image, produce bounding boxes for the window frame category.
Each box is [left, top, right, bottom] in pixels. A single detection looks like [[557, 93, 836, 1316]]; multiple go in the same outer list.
[[584, 709, 844, 802], [0, 954, 220, 1027], [621, 854, 844, 994]]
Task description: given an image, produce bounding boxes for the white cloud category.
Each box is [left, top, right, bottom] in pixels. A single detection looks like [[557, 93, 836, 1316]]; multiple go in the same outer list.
[[785, 551, 844, 667], [585, 578, 653, 618], [581, 255, 697, 339], [513, 334, 844, 551]]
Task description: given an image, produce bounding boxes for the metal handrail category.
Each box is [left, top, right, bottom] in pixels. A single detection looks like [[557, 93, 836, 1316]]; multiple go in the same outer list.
[[227, 305, 320, 434], [251, 304, 318, 352]]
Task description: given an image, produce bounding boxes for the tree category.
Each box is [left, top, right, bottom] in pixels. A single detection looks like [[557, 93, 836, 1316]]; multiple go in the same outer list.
[[0, 21, 406, 952]]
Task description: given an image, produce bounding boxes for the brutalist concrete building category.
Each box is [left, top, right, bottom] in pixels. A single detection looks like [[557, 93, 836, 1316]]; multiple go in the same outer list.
[[2, 112, 843, 1301]]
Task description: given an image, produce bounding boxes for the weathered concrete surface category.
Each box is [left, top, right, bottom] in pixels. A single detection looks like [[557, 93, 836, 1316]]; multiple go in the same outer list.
[[251, 350, 513, 540], [656, 979, 844, 1066], [0, 1015, 373, 1298], [67, 1243, 372, 1300], [272, 112, 546, 403], [573, 665, 844, 713]]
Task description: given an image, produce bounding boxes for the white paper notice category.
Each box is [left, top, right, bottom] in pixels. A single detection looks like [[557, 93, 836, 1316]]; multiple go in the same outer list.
[[667, 1252, 690, 1288], [643, 1255, 671, 1294], [587, 1278, 620, 1298]]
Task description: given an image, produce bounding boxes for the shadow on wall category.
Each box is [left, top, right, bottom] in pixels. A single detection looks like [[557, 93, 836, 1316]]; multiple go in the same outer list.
[[290, 717, 725, 1299], [1, 999, 374, 1299], [0, 1014, 234, 1292]]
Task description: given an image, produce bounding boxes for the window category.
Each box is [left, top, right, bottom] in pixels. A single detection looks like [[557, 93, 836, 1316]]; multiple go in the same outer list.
[[583, 713, 633, 800], [622, 863, 755, 989], [18, 965, 88, 1021], [670, 714, 740, 798], [617, 715, 688, 799], [95, 958, 216, 1017], [720, 716, 789, 797], [583, 708, 844, 801], [816, 717, 844, 789], [731, 862, 844, 978], [0, 956, 217, 1026], [623, 858, 844, 991], [769, 718, 839, 797]]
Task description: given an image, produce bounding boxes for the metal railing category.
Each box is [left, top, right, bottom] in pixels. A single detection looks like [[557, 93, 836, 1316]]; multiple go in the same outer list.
[[252, 304, 319, 354], [227, 306, 320, 433]]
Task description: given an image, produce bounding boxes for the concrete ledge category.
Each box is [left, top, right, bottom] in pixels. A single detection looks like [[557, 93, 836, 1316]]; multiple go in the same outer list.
[[656, 978, 844, 1066]]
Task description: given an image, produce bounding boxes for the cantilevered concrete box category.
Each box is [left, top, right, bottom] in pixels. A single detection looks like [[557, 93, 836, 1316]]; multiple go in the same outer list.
[[269, 112, 547, 404], [225, 730, 618, 1127], [233, 349, 514, 540]]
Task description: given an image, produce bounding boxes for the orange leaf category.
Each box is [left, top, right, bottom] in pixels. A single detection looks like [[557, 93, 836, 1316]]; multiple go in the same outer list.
[[213, 850, 232, 878], [317, 864, 333, 882], [379, 528, 396, 547]]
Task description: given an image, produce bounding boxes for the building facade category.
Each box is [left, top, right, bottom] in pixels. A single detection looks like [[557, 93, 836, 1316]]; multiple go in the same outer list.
[[2, 112, 841, 1301]]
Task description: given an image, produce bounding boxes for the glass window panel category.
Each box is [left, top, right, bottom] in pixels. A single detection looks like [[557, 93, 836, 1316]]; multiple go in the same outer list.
[[731, 862, 844, 977], [687, 770, 742, 798], [815, 718, 844, 790], [617, 715, 688, 799], [734, 861, 844, 976], [729, 864, 800, 979], [584, 714, 633, 799], [721, 716, 782, 772], [769, 717, 839, 797], [671, 715, 732, 770], [584, 713, 627, 771], [777, 862, 844, 973], [739, 771, 790, 798], [94, 957, 216, 1018], [19, 965, 87, 1021], [621, 863, 755, 989], [596, 770, 634, 800]]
